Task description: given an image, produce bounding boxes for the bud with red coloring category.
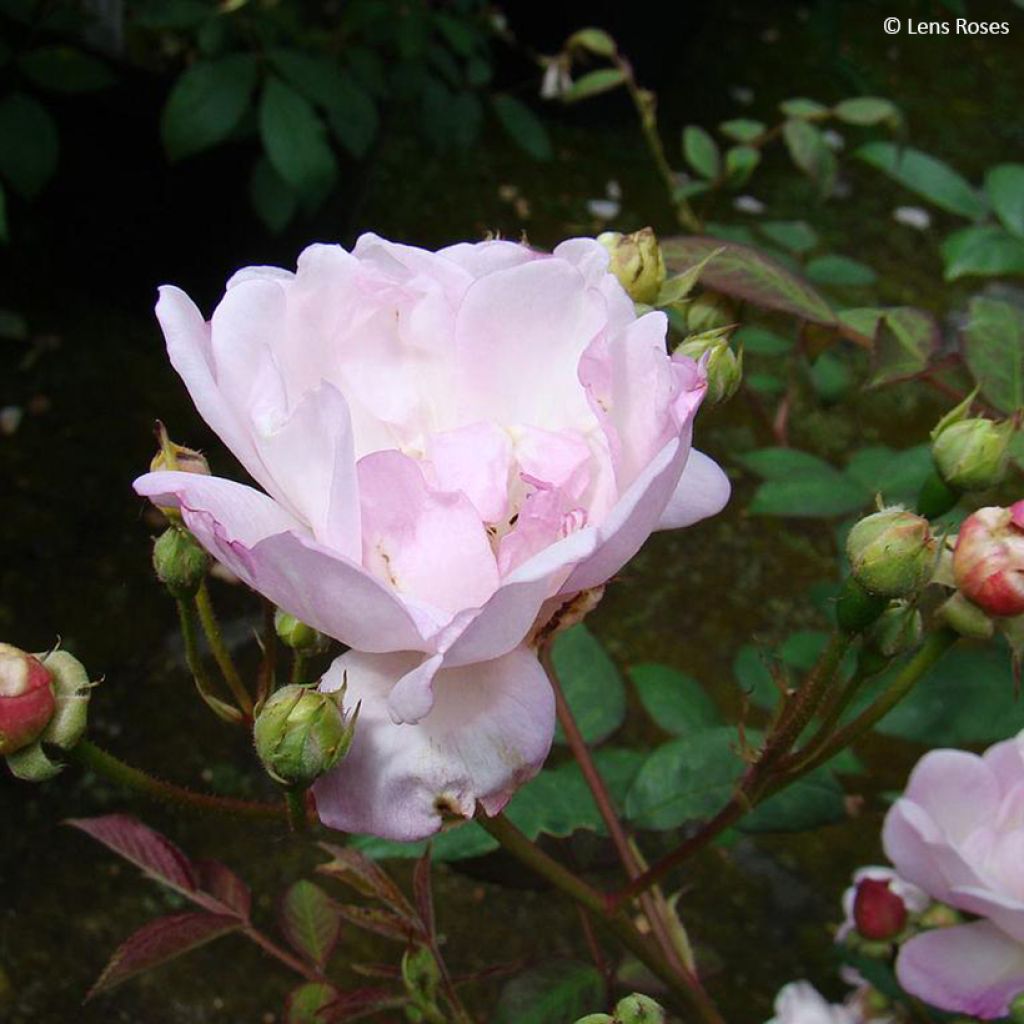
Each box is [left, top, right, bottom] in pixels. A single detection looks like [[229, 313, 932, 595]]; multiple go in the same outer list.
[[0, 644, 55, 755], [953, 502, 1024, 617], [853, 877, 909, 940]]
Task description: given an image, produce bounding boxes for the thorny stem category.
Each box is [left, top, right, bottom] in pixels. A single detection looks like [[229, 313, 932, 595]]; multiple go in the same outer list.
[[476, 812, 726, 1024], [67, 739, 292, 821], [245, 924, 322, 982], [541, 644, 703, 991], [611, 630, 958, 906], [612, 54, 702, 232], [195, 581, 254, 716]]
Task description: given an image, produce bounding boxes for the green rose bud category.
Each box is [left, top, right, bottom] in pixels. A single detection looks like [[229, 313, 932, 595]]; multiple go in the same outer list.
[[865, 600, 923, 658], [932, 417, 1015, 492], [6, 649, 92, 781], [614, 993, 665, 1024], [153, 525, 209, 599], [847, 507, 936, 598], [274, 610, 329, 654], [253, 683, 356, 789], [597, 227, 666, 304], [676, 328, 742, 404], [1010, 992, 1024, 1024], [685, 292, 735, 333]]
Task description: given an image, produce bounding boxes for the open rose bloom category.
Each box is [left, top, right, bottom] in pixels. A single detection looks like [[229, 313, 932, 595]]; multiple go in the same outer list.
[[884, 735, 1024, 1018], [134, 234, 729, 838]]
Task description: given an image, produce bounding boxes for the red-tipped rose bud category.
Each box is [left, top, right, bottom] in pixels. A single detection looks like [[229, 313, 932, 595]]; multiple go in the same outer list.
[[953, 502, 1024, 617], [0, 644, 55, 756], [853, 877, 908, 940]]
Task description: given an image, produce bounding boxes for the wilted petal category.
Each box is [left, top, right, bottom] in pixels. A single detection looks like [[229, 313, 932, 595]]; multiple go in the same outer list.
[[312, 646, 555, 840]]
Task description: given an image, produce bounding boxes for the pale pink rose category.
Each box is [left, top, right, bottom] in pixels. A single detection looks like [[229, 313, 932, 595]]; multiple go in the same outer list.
[[133, 235, 729, 838], [883, 734, 1024, 1018]]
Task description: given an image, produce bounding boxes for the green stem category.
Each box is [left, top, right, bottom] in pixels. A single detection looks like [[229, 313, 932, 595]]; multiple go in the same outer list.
[[290, 652, 309, 686], [176, 598, 244, 725], [285, 789, 309, 833], [788, 629, 958, 777], [68, 739, 289, 821], [195, 582, 254, 716], [477, 813, 726, 1024]]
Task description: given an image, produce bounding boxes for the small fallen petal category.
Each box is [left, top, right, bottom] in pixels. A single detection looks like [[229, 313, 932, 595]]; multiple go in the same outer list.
[[893, 206, 931, 230]]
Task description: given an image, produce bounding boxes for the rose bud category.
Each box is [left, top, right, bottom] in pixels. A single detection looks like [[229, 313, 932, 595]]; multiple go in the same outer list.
[[150, 440, 210, 477], [953, 502, 1024, 617], [254, 684, 357, 789], [153, 525, 210, 599], [597, 227, 666, 304], [274, 610, 329, 655], [853, 877, 910, 940], [0, 645, 55, 756], [865, 601, 923, 659], [614, 993, 665, 1024], [847, 507, 936, 598], [5, 649, 92, 781], [675, 329, 742, 404], [932, 417, 1015, 493]]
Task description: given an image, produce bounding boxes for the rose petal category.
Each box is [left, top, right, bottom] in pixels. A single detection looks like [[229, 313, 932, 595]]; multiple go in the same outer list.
[[358, 451, 499, 614], [883, 797, 957, 902], [897, 921, 1024, 1019], [904, 748, 1002, 843], [312, 646, 555, 840], [134, 471, 442, 652], [426, 422, 512, 523], [657, 448, 731, 529]]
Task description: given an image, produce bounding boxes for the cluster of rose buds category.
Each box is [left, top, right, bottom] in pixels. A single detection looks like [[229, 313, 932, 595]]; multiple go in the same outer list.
[[576, 993, 665, 1024], [1, 644, 91, 780]]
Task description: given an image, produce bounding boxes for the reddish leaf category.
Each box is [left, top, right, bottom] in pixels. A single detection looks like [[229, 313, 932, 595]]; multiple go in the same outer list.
[[87, 912, 241, 998], [317, 844, 414, 917], [333, 903, 421, 943], [281, 880, 342, 969], [286, 981, 339, 1024], [194, 859, 252, 920], [320, 986, 406, 1023], [413, 851, 434, 940], [662, 236, 836, 325], [69, 815, 197, 898]]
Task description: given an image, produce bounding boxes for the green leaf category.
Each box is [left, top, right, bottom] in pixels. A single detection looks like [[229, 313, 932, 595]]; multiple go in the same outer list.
[[783, 119, 836, 194], [733, 645, 779, 710], [746, 372, 786, 395], [350, 821, 498, 862], [563, 68, 627, 103], [810, 351, 852, 402], [838, 307, 938, 385], [941, 225, 1024, 280], [324, 80, 378, 158], [704, 222, 756, 245], [877, 641, 1022, 744], [626, 728, 743, 830], [780, 97, 829, 119], [720, 118, 765, 143], [734, 325, 793, 355], [963, 297, 1024, 413], [738, 447, 868, 518], [844, 445, 933, 505], [805, 254, 877, 286], [492, 94, 551, 161], [662, 236, 836, 324], [280, 881, 340, 969], [161, 55, 257, 161], [249, 157, 297, 233], [724, 144, 760, 186], [494, 961, 604, 1024], [566, 28, 617, 57], [856, 142, 988, 219], [757, 220, 819, 254], [18, 46, 113, 93], [683, 125, 720, 180], [832, 97, 900, 126], [0, 92, 58, 198], [741, 767, 845, 832], [286, 983, 339, 1024], [552, 625, 626, 745], [629, 663, 721, 735], [986, 164, 1024, 237], [259, 75, 337, 201]]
